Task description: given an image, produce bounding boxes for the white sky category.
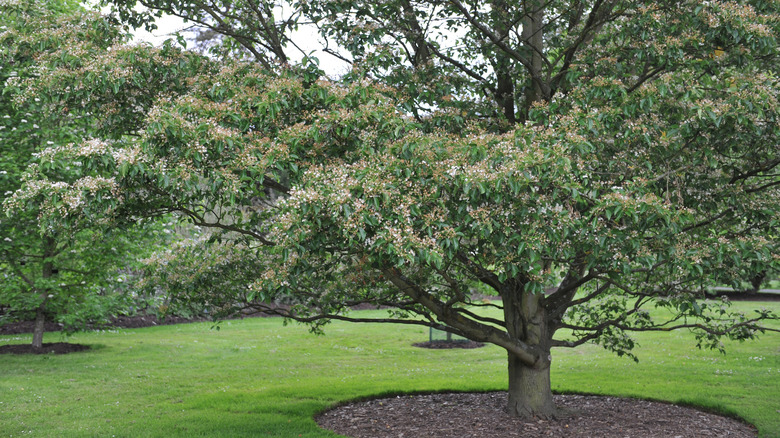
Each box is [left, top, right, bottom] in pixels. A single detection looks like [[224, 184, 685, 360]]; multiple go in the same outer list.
[[130, 12, 351, 77], [130, 14, 188, 46]]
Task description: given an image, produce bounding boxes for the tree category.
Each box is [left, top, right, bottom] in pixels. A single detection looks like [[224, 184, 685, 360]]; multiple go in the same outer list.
[[0, 0, 175, 349], [8, 0, 779, 417]]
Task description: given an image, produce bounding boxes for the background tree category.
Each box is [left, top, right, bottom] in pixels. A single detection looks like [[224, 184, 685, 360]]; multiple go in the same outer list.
[[9, 0, 779, 417], [0, 0, 179, 349]]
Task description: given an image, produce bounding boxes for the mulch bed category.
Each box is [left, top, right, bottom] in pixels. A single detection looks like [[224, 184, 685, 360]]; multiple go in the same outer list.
[[0, 314, 211, 336], [712, 292, 780, 301], [0, 342, 90, 355], [413, 340, 485, 349], [0, 314, 212, 355], [0, 320, 66, 336], [316, 392, 758, 438]]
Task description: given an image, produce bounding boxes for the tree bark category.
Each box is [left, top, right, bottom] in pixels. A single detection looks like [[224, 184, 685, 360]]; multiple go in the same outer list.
[[507, 352, 556, 418], [400, 0, 431, 66], [495, 63, 516, 125], [520, 0, 545, 121], [502, 284, 556, 418], [32, 236, 56, 350], [31, 306, 46, 350], [490, 0, 516, 125]]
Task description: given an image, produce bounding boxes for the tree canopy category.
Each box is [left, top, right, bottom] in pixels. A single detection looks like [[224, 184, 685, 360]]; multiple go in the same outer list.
[[0, 0, 172, 348], [6, 0, 779, 416]]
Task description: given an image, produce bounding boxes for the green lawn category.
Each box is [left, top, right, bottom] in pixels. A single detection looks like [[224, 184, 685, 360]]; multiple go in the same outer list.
[[1, 301, 778, 437]]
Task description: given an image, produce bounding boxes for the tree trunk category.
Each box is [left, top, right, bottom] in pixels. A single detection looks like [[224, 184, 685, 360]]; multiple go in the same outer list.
[[32, 236, 56, 349], [496, 67, 516, 125], [521, 0, 545, 121], [490, 0, 517, 126], [32, 306, 46, 350], [502, 283, 556, 418], [507, 351, 556, 418], [400, 0, 431, 66]]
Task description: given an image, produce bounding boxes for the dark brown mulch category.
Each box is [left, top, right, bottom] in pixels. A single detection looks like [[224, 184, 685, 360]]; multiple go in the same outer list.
[[316, 392, 757, 438], [0, 320, 65, 335], [713, 292, 780, 301], [413, 340, 485, 349], [105, 314, 211, 329], [0, 342, 90, 355], [0, 314, 214, 336]]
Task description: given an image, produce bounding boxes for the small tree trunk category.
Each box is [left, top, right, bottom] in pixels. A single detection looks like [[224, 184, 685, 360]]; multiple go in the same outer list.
[[749, 271, 766, 293], [32, 306, 46, 349], [507, 352, 556, 418], [32, 236, 56, 350]]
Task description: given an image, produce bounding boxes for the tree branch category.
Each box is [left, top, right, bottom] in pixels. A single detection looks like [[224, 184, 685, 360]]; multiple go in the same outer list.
[[446, 0, 552, 99], [382, 266, 541, 366]]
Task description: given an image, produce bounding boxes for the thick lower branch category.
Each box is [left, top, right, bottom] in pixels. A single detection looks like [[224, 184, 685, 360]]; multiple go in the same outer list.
[[382, 266, 540, 366]]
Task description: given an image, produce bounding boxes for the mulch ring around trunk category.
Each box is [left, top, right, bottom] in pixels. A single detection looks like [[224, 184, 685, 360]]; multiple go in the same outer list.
[[316, 392, 757, 438], [0, 342, 90, 355]]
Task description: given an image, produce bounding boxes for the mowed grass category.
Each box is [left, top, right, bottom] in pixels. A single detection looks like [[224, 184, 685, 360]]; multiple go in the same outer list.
[[1, 301, 778, 438]]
